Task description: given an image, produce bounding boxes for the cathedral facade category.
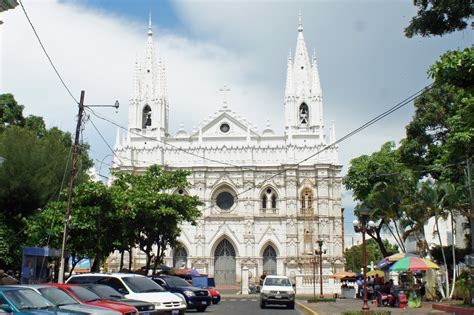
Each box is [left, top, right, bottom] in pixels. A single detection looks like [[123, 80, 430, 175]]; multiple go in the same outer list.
[[111, 16, 344, 285]]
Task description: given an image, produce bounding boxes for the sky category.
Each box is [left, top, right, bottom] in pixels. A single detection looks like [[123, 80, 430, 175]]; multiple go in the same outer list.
[[0, 0, 471, 246]]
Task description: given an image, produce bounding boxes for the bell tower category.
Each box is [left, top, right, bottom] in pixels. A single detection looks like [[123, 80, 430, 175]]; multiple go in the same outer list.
[[128, 14, 169, 138], [284, 14, 323, 141]]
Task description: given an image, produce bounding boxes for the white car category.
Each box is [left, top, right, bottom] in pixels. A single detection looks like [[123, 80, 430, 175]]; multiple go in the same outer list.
[[259, 275, 295, 309], [67, 273, 186, 315]]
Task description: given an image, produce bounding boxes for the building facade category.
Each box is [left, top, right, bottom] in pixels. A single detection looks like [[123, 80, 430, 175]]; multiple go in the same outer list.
[[110, 16, 344, 285]]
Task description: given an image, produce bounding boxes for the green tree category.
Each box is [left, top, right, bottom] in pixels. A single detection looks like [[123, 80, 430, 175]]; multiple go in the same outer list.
[[0, 93, 92, 271], [399, 48, 473, 183], [112, 165, 202, 274], [0, 93, 25, 129], [405, 0, 473, 38], [344, 239, 398, 273], [26, 181, 118, 274], [344, 142, 416, 256]]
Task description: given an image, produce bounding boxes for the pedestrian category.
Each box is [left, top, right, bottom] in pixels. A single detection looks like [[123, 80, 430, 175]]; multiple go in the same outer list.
[[356, 277, 363, 298], [259, 271, 267, 286]]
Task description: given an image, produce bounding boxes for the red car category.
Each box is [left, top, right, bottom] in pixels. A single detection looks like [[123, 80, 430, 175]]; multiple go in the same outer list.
[[48, 284, 137, 315], [207, 287, 221, 305]]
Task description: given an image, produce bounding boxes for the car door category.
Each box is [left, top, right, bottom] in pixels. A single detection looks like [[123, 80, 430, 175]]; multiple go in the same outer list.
[[153, 278, 169, 291], [101, 278, 129, 295]]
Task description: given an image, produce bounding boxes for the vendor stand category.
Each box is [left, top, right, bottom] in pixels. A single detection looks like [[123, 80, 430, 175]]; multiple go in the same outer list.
[[331, 271, 357, 298], [389, 256, 439, 308]]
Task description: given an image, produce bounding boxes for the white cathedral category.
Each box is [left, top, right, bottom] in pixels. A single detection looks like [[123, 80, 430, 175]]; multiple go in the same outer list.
[[110, 16, 345, 287]]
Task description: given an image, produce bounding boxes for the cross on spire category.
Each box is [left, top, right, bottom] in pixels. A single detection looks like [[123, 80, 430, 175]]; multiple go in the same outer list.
[[219, 85, 231, 108]]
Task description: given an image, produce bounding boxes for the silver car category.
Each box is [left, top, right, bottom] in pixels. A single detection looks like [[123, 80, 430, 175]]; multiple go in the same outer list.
[[6, 285, 121, 315]]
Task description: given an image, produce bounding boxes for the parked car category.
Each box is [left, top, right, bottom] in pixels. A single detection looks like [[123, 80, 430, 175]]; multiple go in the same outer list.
[[150, 275, 211, 312], [206, 288, 220, 305], [190, 277, 220, 305], [66, 274, 186, 315], [48, 284, 137, 315], [259, 275, 295, 309], [0, 286, 83, 314], [79, 284, 157, 315], [7, 285, 120, 315]]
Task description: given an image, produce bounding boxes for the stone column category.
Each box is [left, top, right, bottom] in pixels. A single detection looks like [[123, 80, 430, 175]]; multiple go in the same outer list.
[[241, 266, 249, 295]]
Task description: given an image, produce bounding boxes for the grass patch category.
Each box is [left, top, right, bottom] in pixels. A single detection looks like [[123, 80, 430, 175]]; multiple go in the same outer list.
[[307, 297, 336, 303], [341, 312, 391, 315]]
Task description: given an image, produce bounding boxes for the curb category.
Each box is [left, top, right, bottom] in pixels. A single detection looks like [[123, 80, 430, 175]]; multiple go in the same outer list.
[[296, 301, 319, 315]]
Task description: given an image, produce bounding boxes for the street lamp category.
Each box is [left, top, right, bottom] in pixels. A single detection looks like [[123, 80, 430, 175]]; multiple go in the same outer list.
[[353, 207, 376, 311], [315, 240, 326, 298]]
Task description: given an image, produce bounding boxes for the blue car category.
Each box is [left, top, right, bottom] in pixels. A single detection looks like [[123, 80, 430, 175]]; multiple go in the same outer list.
[[0, 287, 83, 314], [150, 276, 211, 312]]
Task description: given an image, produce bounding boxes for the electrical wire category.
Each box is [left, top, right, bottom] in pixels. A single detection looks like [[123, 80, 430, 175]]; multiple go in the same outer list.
[[18, 0, 79, 105], [88, 81, 436, 215]]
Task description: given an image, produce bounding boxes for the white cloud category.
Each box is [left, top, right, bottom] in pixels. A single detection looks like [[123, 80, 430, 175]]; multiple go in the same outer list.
[[1, 0, 471, 220]]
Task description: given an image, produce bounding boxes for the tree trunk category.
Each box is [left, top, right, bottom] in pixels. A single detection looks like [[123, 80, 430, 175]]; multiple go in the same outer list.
[[392, 220, 406, 252], [91, 257, 100, 272], [368, 230, 389, 257], [128, 247, 132, 271], [119, 250, 124, 271], [434, 214, 449, 299], [449, 212, 456, 299]]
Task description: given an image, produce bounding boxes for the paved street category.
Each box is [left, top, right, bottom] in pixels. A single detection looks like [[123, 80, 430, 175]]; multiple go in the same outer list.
[[185, 297, 303, 315]]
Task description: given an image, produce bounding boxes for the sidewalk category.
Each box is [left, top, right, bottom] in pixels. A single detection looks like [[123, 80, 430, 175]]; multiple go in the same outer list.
[[296, 298, 450, 315]]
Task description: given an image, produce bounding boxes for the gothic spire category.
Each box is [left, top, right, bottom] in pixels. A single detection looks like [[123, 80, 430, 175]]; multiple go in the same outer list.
[[311, 49, 322, 97], [148, 12, 153, 36], [114, 127, 121, 149], [285, 49, 294, 97], [293, 13, 312, 95]]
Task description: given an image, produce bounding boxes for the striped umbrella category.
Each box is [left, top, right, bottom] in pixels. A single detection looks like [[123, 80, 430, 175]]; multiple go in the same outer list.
[[389, 256, 439, 272], [376, 253, 417, 269]]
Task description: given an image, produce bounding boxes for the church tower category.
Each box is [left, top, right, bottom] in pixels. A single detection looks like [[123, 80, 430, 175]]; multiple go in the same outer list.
[[128, 14, 169, 138], [284, 14, 323, 141]]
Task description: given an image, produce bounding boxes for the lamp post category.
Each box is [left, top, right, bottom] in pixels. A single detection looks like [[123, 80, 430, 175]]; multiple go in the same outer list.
[[315, 240, 326, 298], [353, 207, 376, 311]]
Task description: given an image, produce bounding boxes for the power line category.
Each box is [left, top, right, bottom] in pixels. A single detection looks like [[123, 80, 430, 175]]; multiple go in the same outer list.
[[86, 107, 260, 172], [87, 117, 125, 165], [18, 0, 78, 104], [90, 81, 436, 214], [196, 82, 436, 212]]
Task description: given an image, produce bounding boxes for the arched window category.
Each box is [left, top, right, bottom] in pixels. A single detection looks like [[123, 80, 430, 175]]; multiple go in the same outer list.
[[271, 194, 277, 208], [262, 195, 267, 209], [299, 103, 309, 125], [261, 188, 277, 212], [142, 105, 152, 129]]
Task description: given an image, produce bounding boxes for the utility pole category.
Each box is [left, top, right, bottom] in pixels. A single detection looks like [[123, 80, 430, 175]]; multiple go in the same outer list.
[[58, 90, 85, 284], [467, 158, 474, 254]]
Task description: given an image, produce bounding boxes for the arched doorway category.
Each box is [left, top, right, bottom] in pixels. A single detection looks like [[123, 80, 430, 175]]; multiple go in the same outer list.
[[214, 239, 236, 285], [173, 247, 187, 268], [263, 245, 277, 275]]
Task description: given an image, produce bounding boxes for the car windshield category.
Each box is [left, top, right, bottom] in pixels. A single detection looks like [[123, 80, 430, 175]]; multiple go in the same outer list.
[[68, 286, 101, 302], [264, 278, 291, 286], [163, 277, 190, 288], [4, 289, 55, 310], [38, 287, 79, 306], [87, 285, 123, 299], [122, 276, 165, 293]]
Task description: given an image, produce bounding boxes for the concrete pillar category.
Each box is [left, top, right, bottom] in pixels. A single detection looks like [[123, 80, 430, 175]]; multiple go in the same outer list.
[[241, 266, 249, 295]]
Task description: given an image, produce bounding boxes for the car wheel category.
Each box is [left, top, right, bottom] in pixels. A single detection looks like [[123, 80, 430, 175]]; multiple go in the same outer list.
[[212, 300, 219, 305], [259, 301, 266, 309], [196, 305, 207, 312], [287, 302, 295, 309]]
